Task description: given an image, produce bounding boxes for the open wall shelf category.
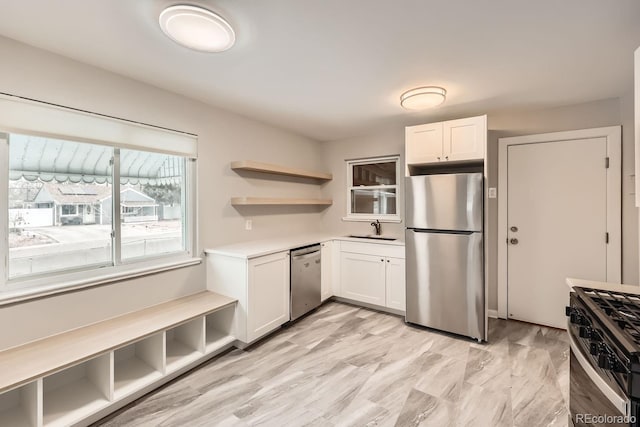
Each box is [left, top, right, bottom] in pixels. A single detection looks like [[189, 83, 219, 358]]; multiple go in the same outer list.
[[231, 160, 332, 181], [231, 197, 333, 206], [0, 291, 237, 427]]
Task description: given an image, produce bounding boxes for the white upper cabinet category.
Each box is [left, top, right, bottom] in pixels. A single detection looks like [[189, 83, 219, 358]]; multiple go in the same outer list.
[[443, 115, 486, 161], [405, 115, 487, 172], [405, 122, 444, 164]]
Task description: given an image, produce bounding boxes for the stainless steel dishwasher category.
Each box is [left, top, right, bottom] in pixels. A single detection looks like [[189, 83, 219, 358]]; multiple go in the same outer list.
[[290, 244, 321, 321]]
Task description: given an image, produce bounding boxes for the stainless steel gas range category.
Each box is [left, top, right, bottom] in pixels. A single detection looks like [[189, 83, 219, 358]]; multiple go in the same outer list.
[[566, 287, 640, 426]]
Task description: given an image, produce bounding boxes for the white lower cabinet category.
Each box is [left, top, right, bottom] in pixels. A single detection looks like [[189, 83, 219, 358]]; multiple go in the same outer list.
[[337, 241, 406, 311], [207, 250, 290, 345], [340, 252, 387, 305], [320, 241, 333, 301], [247, 251, 290, 343], [385, 257, 406, 311]]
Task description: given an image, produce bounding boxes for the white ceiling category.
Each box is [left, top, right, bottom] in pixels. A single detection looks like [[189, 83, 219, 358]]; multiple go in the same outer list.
[[0, 0, 639, 141]]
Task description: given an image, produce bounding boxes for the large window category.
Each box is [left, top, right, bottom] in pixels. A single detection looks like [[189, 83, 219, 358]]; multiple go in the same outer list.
[[346, 156, 400, 221], [3, 133, 192, 286]]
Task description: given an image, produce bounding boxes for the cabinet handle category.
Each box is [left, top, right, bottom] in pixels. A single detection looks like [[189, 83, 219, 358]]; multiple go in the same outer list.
[[437, 156, 441, 161], [381, 258, 384, 262], [386, 259, 390, 262], [445, 156, 449, 160]]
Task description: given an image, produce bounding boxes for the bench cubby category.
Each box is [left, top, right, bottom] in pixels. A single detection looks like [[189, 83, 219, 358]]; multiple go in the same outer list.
[[43, 354, 111, 427], [0, 291, 237, 427], [0, 382, 40, 427], [113, 333, 164, 400]]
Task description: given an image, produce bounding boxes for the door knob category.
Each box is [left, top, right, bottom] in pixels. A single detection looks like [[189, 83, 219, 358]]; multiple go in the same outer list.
[[510, 238, 519, 245], [510, 226, 518, 232]]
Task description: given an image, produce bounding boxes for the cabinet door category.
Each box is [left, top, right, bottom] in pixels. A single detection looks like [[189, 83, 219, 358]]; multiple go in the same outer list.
[[340, 252, 386, 305], [443, 115, 486, 161], [385, 257, 406, 311], [320, 241, 333, 301], [247, 251, 290, 343], [405, 122, 444, 165]]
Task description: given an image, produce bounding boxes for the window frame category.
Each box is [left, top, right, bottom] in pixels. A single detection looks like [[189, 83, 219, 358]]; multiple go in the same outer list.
[[0, 130, 199, 305], [344, 155, 401, 222]]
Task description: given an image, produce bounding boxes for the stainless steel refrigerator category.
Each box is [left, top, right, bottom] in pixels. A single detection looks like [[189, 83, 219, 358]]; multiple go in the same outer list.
[[405, 172, 485, 341]]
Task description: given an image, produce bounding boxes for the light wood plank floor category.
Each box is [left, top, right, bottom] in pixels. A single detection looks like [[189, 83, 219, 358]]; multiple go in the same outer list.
[[95, 301, 569, 427]]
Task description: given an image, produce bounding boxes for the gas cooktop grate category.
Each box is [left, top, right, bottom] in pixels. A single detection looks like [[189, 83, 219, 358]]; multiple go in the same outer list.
[[580, 288, 640, 348]]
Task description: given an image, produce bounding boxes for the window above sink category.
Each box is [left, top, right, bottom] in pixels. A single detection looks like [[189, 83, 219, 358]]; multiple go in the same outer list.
[[344, 155, 401, 223]]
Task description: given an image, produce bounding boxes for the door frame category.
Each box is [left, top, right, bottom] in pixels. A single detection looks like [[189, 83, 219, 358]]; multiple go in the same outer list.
[[497, 126, 622, 319]]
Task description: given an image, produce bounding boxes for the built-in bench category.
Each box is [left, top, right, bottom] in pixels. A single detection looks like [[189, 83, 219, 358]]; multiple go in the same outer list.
[[0, 291, 237, 427]]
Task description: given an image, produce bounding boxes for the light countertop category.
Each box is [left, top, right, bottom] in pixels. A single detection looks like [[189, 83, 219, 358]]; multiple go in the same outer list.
[[204, 233, 404, 259], [566, 277, 640, 295]]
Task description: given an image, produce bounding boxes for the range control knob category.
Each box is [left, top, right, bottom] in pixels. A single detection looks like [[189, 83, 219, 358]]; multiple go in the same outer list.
[[565, 306, 573, 317], [598, 353, 612, 370], [579, 326, 592, 339], [570, 312, 580, 324], [590, 342, 600, 355]]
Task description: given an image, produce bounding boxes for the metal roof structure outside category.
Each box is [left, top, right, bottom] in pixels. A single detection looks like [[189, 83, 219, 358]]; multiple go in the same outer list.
[[8, 134, 183, 185]]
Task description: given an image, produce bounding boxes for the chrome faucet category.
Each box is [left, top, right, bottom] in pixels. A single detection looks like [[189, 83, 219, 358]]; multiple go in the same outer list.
[[370, 219, 381, 236]]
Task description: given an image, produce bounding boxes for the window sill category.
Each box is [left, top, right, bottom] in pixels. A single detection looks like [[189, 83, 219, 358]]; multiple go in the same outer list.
[[0, 256, 201, 307], [342, 216, 402, 223]]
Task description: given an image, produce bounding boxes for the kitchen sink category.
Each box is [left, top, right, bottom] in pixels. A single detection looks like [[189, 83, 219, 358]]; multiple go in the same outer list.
[[347, 235, 397, 241]]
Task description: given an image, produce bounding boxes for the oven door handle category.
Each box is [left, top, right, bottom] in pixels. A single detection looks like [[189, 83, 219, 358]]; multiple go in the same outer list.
[[568, 324, 630, 417]]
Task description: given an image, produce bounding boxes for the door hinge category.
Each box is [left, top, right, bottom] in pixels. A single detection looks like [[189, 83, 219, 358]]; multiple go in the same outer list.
[[605, 157, 610, 169], [606, 232, 609, 244], [110, 230, 115, 239], [109, 157, 114, 166]]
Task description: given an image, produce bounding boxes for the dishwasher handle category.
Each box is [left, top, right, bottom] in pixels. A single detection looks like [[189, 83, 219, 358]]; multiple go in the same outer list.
[[291, 249, 320, 261]]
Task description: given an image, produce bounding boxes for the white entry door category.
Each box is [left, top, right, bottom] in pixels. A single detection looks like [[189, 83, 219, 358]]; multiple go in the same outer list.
[[499, 128, 621, 329]]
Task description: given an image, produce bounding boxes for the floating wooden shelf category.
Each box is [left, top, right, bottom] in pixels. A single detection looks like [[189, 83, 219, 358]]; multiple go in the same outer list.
[[231, 160, 332, 181], [231, 197, 333, 206]]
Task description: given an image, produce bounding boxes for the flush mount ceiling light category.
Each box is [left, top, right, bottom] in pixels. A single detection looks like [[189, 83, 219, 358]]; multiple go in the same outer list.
[[159, 5, 235, 52], [400, 86, 447, 110]]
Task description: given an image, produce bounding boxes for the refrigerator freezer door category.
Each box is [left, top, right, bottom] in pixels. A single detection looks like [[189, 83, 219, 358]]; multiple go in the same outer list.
[[405, 229, 485, 340], [405, 173, 483, 231]]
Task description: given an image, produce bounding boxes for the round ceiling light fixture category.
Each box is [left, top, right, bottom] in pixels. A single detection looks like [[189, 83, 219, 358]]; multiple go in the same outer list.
[[400, 86, 447, 110], [159, 5, 235, 52]]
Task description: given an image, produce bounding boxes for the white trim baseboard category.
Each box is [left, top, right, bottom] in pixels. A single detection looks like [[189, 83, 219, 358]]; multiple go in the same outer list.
[[488, 309, 498, 319]]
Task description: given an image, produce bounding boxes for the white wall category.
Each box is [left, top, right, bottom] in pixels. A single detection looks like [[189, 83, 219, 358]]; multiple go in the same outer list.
[[321, 97, 638, 311], [0, 37, 325, 351], [320, 126, 406, 238]]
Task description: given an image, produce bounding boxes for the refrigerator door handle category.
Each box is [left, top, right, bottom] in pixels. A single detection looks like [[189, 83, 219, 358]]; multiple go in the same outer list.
[[409, 229, 476, 235]]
